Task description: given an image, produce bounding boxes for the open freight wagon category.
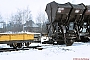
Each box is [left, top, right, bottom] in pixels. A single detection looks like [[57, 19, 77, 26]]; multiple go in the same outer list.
[[45, 1, 90, 46], [0, 32, 41, 48]]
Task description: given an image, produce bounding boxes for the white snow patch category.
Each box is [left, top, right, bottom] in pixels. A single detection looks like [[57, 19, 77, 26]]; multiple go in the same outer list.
[[0, 42, 90, 60], [0, 44, 11, 48]]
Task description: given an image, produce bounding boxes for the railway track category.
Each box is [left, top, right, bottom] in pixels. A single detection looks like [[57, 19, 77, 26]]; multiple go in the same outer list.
[[0, 41, 90, 52], [0, 45, 41, 52], [0, 44, 65, 52]]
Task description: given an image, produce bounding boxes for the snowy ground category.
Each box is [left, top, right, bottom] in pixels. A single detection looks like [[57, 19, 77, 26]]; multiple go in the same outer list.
[[0, 42, 90, 60]]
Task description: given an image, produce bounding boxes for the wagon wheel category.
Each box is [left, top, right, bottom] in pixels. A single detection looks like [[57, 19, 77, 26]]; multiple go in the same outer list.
[[65, 39, 75, 46], [11, 43, 18, 49], [17, 43, 22, 48], [25, 42, 31, 47], [61, 27, 74, 46]]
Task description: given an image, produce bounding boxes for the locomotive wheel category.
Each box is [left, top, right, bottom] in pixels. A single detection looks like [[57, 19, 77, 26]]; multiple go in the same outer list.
[[65, 39, 74, 46]]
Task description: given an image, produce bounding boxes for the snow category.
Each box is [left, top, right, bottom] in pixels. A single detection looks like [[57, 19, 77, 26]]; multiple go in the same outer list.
[[0, 42, 90, 60], [0, 44, 11, 48], [41, 36, 49, 42]]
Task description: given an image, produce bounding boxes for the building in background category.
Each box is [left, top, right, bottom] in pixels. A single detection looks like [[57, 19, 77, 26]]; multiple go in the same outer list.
[[24, 20, 41, 33], [0, 22, 6, 33]]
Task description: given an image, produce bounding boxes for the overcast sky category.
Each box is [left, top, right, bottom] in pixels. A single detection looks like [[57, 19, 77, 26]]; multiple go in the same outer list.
[[0, 0, 90, 22]]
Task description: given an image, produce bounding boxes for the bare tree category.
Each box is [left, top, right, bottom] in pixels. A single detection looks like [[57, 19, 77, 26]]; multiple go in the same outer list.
[[0, 14, 2, 21], [9, 7, 32, 32], [36, 11, 47, 24], [36, 11, 48, 33], [0, 14, 6, 32]]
